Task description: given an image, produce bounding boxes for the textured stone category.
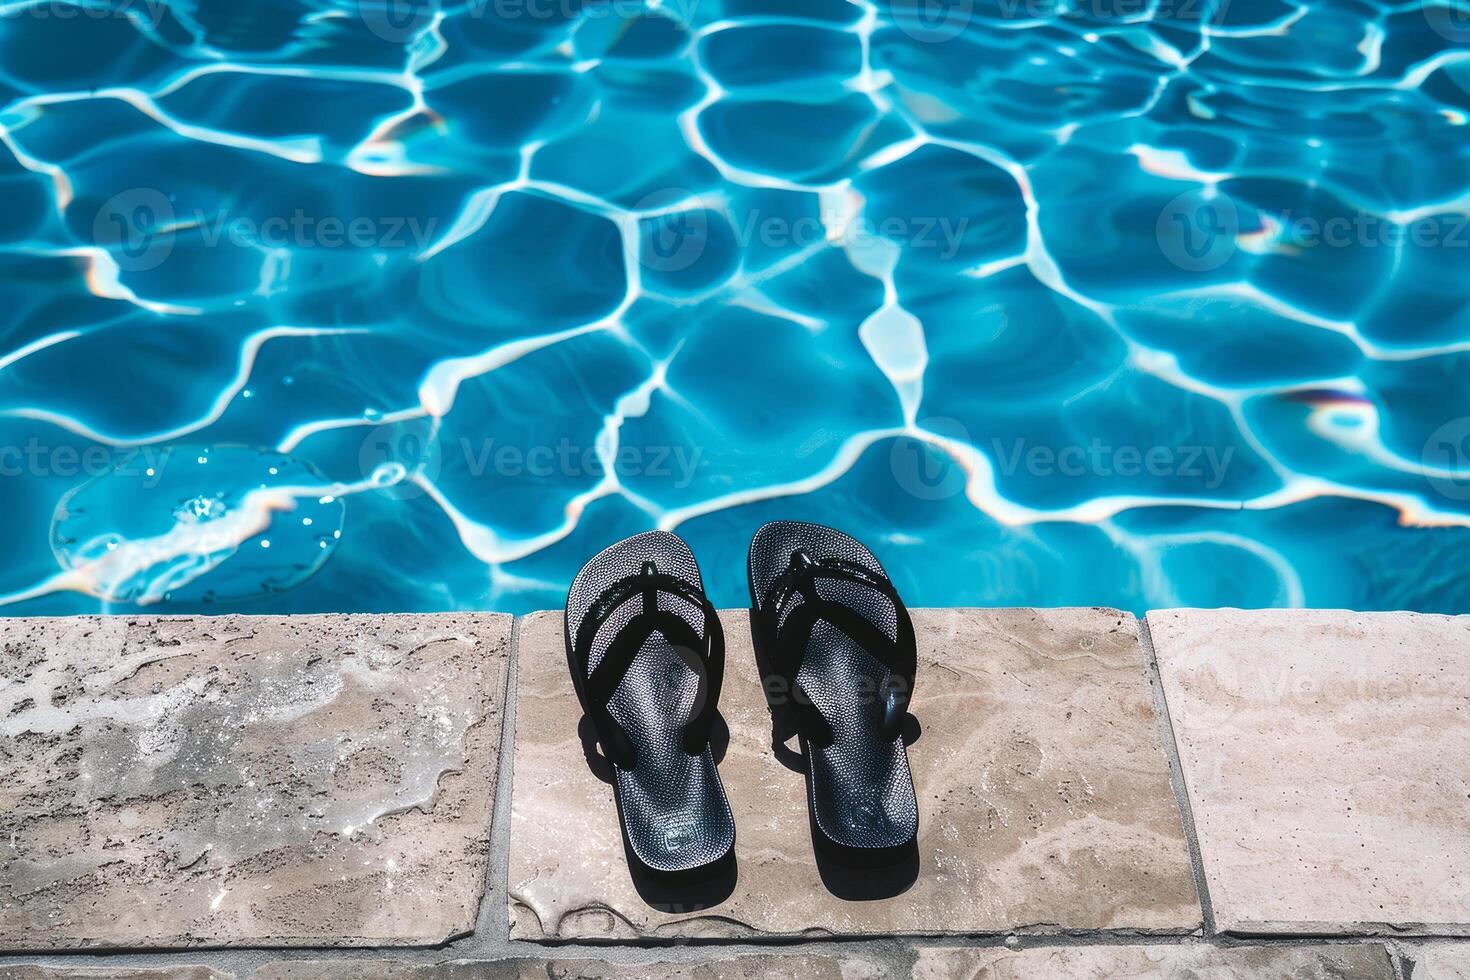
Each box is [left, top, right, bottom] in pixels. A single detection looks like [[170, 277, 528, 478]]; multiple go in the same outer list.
[[0, 614, 511, 949], [1149, 608, 1470, 935], [508, 607, 1199, 939], [251, 954, 884, 979], [913, 943, 1396, 979], [0, 970, 229, 980], [1411, 944, 1470, 979]]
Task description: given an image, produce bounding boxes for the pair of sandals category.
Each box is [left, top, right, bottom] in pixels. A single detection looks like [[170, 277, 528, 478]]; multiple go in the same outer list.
[[564, 520, 919, 880]]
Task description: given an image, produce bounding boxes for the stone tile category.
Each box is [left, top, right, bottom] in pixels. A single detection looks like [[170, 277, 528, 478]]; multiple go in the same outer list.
[[0, 614, 512, 950], [251, 954, 884, 979], [914, 943, 1396, 979], [0, 970, 229, 980], [1149, 608, 1470, 935], [1411, 944, 1470, 979], [508, 607, 1199, 939]]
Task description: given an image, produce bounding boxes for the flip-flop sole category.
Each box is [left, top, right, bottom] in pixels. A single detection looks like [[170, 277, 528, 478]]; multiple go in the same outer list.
[[748, 521, 919, 862], [566, 530, 735, 877]]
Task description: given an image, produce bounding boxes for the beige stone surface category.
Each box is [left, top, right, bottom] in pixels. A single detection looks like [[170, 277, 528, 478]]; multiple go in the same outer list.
[[251, 954, 885, 979], [1149, 608, 1470, 935], [1411, 944, 1470, 979], [508, 607, 1199, 939], [913, 943, 1396, 979], [0, 970, 229, 980], [0, 614, 511, 949]]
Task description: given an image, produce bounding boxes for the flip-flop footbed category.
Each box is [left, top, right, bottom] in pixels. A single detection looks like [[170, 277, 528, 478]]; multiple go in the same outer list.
[[566, 530, 735, 875], [748, 521, 919, 857]]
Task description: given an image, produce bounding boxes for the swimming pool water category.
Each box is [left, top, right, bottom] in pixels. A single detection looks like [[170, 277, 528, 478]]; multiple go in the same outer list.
[[1, 0, 1468, 616]]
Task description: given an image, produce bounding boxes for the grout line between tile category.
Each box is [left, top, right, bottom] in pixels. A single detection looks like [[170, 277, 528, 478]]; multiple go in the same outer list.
[[0, 933, 1436, 974], [1390, 941, 1416, 980], [1137, 613, 1217, 937], [472, 612, 522, 948]]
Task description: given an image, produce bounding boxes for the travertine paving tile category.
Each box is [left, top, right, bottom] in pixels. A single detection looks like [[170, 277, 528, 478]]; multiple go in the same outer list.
[[0, 970, 229, 980], [509, 607, 1199, 939], [1149, 608, 1470, 935], [1411, 944, 1470, 979], [914, 943, 1396, 979], [0, 614, 512, 949], [252, 954, 884, 979]]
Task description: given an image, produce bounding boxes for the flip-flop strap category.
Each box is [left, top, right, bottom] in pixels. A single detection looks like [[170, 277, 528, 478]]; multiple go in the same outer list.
[[574, 563, 724, 768], [757, 554, 916, 747]]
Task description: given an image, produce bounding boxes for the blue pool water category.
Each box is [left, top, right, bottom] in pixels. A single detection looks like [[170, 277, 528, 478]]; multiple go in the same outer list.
[[1, 0, 1468, 616]]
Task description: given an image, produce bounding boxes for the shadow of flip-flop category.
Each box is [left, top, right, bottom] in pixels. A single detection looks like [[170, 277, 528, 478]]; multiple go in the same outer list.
[[627, 848, 739, 913], [813, 836, 920, 901]]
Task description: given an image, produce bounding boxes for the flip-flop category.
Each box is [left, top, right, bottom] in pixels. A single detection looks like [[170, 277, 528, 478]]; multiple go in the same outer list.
[[747, 521, 919, 864], [565, 530, 734, 879]]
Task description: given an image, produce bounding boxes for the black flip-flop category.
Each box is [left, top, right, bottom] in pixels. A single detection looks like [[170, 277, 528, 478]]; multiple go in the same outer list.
[[747, 521, 919, 864], [565, 530, 734, 879]]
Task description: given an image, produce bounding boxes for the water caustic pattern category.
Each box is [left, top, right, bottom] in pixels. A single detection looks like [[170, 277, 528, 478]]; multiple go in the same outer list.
[[0, 0, 1468, 616]]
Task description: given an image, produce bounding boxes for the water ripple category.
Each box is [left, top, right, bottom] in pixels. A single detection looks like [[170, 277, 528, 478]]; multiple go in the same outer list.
[[0, 0, 1468, 614]]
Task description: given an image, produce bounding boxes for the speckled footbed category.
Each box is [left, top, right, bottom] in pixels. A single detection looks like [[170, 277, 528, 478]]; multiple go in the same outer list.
[[565, 531, 735, 876], [748, 521, 919, 858]]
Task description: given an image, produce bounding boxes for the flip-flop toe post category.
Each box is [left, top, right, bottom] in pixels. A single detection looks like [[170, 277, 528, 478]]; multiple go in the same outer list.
[[565, 531, 735, 879], [748, 521, 920, 864]]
